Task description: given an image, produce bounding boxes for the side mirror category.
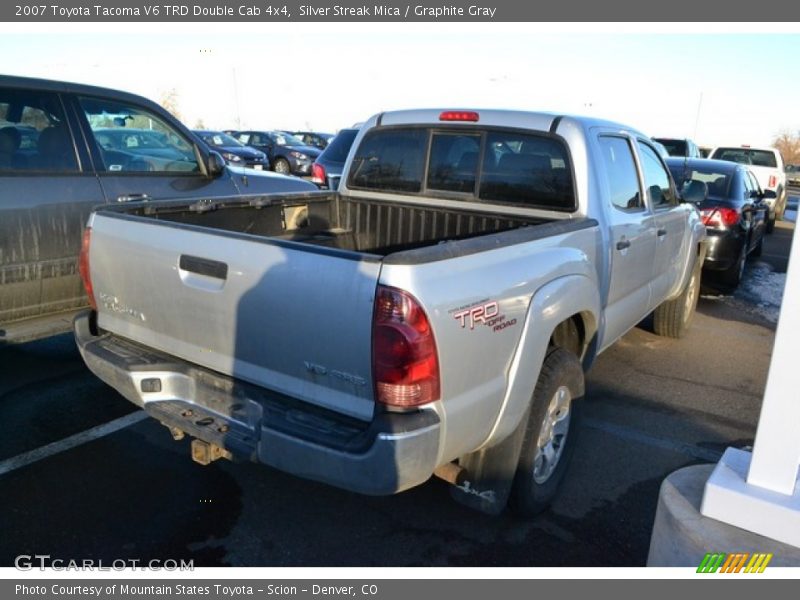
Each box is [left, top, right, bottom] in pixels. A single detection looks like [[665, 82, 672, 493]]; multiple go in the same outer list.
[[206, 151, 226, 177], [681, 180, 708, 205]]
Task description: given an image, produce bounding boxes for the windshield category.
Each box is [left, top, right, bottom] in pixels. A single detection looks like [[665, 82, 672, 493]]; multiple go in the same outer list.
[[273, 132, 305, 146], [654, 139, 688, 157], [200, 132, 243, 147], [711, 148, 777, 168]]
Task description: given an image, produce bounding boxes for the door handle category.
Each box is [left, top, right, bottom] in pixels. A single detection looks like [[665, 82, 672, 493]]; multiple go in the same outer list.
[[616, 239, 631, 251], [179, 255, 228, 280], [117, 193, 151, 203], [657, 228, 667, 237]]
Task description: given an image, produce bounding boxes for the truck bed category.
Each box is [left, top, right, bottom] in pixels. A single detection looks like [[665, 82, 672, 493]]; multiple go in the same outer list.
[[121, 191, 545, 256]]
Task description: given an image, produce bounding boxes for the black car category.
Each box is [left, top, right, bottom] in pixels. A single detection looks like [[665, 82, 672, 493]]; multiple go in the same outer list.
[[311, 128, 359, 189], [667, 157, 771, 292], [193, 130, 269, 170], [233, 130, 321, 176]]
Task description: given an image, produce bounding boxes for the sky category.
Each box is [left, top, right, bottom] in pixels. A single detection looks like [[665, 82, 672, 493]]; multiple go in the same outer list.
[[1, 25, 799, 148]]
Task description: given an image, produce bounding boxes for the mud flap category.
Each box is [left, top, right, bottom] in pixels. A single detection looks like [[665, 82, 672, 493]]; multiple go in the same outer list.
[[449, 406, 530, 515]]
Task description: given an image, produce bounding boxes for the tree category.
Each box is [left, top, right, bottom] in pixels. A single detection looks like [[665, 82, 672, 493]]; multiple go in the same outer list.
[[772, 130, 800, 166], [159, 88, 182, 121]]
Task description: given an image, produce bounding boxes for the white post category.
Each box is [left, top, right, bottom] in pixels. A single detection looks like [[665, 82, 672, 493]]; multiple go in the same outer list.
[[701, 213, 800, 548]]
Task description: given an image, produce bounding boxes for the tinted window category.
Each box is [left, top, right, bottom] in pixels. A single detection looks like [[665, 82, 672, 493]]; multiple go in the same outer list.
[[427, 132, 480, 193], [80, 97, 198, 173], [598, 136, 642, 210], [321, 129, 358, 163], [348, 128, 427, 193], [637, 142, 676, 208], [0, 87, 78, 172], [479, 132, 575, 210], [711, 147, 778, 168], [667, 164, 731, 199], [655, 139, 688, 157]]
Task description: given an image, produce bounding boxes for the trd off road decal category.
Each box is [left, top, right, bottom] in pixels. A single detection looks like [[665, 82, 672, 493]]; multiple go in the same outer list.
[[450, 299, 517, 333]]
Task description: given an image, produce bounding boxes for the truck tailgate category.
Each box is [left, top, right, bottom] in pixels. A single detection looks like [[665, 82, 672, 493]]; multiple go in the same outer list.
[[87, 212, 381, 421]]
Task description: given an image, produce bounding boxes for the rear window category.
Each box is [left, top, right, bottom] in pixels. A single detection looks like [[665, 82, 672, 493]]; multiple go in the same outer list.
[[348, 127, 576, 211], [711, 148, 777, 168], [668, 164, 731, 198], [654, 139, 688, 157]]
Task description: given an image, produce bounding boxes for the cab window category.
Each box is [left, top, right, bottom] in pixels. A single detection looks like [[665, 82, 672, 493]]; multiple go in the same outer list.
[[637, 141, 676, 209], [78, 96, 199, 174], [598, 136, 642, 211]]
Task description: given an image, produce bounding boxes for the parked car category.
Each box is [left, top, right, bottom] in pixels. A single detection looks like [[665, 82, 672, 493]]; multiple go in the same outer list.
[[0, 74, 316, 343], [290, 131, 335, 150], [786, 164, 800, 188], [193, 130, 269, 170], [310, 127, 359, 189], [75, 108, 706, 517], [708, 145, 787, 232], [233, 130, 321, 176], [667, 157, 769, 292], [652, 137, 702, 158]]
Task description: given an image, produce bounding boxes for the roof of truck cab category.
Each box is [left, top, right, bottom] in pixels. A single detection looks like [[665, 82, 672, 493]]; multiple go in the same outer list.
[[373, 108, 647, 137]]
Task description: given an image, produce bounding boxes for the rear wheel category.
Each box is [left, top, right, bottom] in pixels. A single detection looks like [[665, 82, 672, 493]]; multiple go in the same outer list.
[[766, 211, 776, 233], [509, 348, 584, 517], [653, 255, 702, 338], [717, 244, 746, 294]]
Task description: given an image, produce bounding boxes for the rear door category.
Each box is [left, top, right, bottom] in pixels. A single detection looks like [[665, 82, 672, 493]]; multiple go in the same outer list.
[[69, 94, 240, 204], [596, 134, 657, 349], [636, 140, 689, 305], [0, 85, 105, 325]]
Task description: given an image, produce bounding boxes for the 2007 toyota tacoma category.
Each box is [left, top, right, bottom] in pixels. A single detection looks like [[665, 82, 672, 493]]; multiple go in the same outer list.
[[74, 109, 707, 515]]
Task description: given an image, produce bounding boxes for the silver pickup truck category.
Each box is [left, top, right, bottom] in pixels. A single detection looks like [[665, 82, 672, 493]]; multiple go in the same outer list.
[[75, 109, 706, 515]]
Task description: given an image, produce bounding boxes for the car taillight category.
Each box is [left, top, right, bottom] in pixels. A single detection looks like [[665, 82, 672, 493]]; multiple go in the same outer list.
[[700, 207, 740, 228], [439, 110, 479, 122], [78, 227, 96, 310], [372, 285, 440, 408], [311, 162, 326, 185], [768, 175, 777, 188]]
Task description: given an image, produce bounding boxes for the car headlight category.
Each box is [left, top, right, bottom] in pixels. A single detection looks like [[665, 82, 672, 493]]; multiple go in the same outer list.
[[222, 152, 242, 162], [289, 151, 308, 160]]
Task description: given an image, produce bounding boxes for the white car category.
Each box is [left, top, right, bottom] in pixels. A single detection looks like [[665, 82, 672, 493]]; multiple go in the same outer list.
[[709, 145, 787, 232]]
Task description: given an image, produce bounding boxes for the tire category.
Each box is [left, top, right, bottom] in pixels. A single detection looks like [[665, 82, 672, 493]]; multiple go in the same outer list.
[[717, 245, 746, 294], [273, 158, 291, 174], [509, 348, 584, 517], [766, 211, 776, 234], [653, 255, 702, 338]]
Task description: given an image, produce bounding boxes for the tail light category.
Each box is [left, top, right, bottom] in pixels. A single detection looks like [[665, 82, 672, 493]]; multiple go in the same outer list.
[[701, 207, 740, 228], [78, 227, 96, 310], [372, 285, 440, 408], [311, 162, 326, 185], [768, 175, 777, 188]]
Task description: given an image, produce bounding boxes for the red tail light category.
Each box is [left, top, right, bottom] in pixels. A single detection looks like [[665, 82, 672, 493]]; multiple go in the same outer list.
[[768, 175, 777, 188], [311, 162, 326, 185], [78, 227, 96, 310], [701, 207, 740, 228], [439, 110, 479, 122], [372, 285, 440, 408]]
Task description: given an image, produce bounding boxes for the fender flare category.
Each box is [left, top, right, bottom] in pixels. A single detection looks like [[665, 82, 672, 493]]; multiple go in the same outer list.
[[478, 274, 600, 449]]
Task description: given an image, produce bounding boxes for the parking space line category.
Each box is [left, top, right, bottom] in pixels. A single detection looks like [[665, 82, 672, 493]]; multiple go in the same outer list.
[[584, 417, 724, 463], [0, 411, 148, 477]]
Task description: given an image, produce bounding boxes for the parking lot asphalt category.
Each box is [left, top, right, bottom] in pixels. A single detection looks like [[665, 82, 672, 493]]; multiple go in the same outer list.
[[0, 214, 795, 568]]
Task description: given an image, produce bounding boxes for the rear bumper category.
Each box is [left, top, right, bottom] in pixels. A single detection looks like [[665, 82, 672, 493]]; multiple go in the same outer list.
[[702, 229, 745, 271], [74, 312, 440, 495]]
